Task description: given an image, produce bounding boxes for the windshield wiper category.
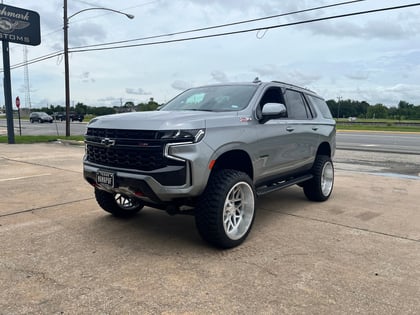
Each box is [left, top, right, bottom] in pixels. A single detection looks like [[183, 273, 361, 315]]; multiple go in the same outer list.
[[187, 108, 214, 112]]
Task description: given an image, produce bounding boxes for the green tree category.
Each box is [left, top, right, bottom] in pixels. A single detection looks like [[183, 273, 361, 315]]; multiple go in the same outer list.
[[367, 104, 388, 119], [124, 101, 135, 108], [90, 106, 116, 116], [137, 97, 159, 111], [75, 102, 88, 114], [326, 99, 369, 118]]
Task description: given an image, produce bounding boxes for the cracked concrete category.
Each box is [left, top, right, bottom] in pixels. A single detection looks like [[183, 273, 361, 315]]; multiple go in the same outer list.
[[0, 143, 419, 314]]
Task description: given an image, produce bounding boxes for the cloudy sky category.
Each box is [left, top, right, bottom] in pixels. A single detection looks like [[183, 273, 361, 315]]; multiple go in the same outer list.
[[2, 0, 420, 108]]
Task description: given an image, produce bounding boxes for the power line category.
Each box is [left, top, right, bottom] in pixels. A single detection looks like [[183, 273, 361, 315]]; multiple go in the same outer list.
[[70, 0, 367, 50], [69, 2, 420, 53], [8, 51, 63, 70], [3, 1, 420, 70], [2, 0, 367, 71]]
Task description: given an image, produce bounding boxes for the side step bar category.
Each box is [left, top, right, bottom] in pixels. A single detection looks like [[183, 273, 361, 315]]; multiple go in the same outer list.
[[256, 174, 313, 196]]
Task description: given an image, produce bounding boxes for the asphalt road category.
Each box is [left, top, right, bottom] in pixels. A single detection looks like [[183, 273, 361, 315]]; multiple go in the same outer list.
[[337, 131, 420, 154], [0, 143, 419, 314], [0, 118, 87, 137]]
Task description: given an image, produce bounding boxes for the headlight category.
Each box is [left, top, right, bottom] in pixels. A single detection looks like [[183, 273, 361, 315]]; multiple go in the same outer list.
[[160, 129, 205, 143]]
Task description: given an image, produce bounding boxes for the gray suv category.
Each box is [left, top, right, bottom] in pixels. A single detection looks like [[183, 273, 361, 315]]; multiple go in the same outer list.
[[29, 112, 53, 123], [83, 80, 336, 248]]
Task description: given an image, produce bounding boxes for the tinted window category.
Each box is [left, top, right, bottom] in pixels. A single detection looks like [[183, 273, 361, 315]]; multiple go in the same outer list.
[[284, 90, 308, 119], [259, 87, 284, 106], [161, 85, 258, 112], [306, 95, 332, 119], [257, 87, 285, 119]]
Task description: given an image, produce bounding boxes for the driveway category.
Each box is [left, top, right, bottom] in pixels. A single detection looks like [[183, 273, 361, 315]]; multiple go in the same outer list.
[[1, 143, 419, 314]]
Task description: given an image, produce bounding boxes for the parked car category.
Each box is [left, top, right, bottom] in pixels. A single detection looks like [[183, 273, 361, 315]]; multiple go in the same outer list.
[[70, 112, 85, 122], [29, 112, 53, 123], [52, 111, 84, 122], [52, 112, 66, 121]]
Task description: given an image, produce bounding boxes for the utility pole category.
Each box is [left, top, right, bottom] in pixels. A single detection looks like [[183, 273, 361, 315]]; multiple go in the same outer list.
[[64, 0, 71, 136], [62, 2, 133, 137], [337, 96, 342, 119]]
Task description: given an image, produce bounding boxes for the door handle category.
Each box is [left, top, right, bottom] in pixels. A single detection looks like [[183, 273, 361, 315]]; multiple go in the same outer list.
[[312, 127, 318, 131], [286, 127, 294, 132]]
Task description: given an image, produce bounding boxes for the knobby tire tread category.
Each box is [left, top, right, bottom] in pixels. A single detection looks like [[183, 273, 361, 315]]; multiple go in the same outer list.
[[195, 169, 255, 249]]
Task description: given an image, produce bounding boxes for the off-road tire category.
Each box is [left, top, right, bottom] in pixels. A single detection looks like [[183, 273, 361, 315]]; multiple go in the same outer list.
[[95, 188, 144, 218], [195, 169, 256, 249], [303, 155, 334, 201]]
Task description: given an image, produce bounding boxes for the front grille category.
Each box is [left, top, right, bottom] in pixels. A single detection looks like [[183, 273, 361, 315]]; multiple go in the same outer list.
[[86, 128, 159, 140], [85, 128, 183, 171]]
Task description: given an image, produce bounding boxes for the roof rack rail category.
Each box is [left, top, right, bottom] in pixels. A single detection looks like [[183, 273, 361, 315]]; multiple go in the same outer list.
[[271, 81, 316, 94]]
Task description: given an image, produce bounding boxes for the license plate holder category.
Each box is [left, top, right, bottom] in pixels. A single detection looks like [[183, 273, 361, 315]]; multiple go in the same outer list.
[[96, 170, 115, 188]]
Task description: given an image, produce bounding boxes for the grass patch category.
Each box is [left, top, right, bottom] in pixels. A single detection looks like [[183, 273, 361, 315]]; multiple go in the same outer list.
[[336, 118, 420, 124], [0, 135, 84, 144], [336, 124, 420, 132]]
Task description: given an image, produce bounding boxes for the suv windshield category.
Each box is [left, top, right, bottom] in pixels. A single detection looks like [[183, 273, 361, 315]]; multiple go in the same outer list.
[[161, 85, 258, 112]]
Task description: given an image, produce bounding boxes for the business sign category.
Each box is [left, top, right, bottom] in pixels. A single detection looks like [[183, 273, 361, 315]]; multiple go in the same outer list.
[[0, 4, 40, 46]]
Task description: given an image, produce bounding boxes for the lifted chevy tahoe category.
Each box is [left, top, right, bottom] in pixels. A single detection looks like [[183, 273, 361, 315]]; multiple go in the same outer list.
[[83, 80, 336, 248]]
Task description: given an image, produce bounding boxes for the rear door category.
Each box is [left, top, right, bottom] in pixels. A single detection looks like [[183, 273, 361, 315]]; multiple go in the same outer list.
[[282, 89, 319, 168]]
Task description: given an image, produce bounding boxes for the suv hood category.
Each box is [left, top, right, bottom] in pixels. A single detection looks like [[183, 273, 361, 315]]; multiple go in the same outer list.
[[88, 110, 240, 130]]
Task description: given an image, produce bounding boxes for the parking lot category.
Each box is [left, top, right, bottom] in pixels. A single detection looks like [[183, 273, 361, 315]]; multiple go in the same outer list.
[[1, 143, 419, 314]]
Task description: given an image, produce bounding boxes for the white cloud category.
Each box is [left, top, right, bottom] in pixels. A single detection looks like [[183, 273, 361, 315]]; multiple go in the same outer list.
[[68, 22, 107, 47], [345, 72, 369, 81], [4, 0, 420, 107], [211, 70, 229, 83], [171, 80, 193, 91], [125, 88, 151, 95]]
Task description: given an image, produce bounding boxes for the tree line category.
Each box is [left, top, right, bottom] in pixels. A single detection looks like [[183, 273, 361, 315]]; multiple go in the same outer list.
[[326, 99, 420, 120], [35, 98, 160, 117], [31, 98, 420, 120]]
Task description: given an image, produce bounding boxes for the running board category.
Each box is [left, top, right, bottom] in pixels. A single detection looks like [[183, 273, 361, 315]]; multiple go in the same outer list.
[[256, 174, 313, 196]]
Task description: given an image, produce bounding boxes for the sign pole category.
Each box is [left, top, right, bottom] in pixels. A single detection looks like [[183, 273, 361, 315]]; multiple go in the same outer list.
[[0, 4, 41, 144], [17, 108, 21, 136], [16, 96, 22, 136], [2, 40, 15, 144]]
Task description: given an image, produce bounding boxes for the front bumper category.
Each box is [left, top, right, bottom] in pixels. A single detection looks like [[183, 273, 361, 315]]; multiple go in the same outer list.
[[84, 161, 195, 203]]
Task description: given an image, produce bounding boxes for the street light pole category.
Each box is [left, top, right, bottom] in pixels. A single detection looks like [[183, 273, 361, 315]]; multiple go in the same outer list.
[[63, 0, 70, 136], [63, 2, 134, 137]]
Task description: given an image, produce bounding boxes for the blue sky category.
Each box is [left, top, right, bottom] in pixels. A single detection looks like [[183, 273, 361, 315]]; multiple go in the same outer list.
[[2, 0, 420, 108]]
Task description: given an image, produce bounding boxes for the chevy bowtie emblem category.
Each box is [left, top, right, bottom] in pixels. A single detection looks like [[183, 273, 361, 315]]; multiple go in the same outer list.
[[0, 17, 30, 33], [101, 138, 116, 147]]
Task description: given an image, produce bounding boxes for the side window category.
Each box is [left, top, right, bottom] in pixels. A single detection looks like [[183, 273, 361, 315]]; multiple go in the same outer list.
[[284, 89, 309, 120], [260, 87, 284, 106], [306, 95, 333, 119], [257, 87, 285, 118]]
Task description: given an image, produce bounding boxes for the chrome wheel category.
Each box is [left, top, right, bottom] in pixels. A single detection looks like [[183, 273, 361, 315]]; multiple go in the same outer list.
[[223, 181, 255, 240], [321, 161, 334, 197], [95, 189, 144, 218], [115, 193, 141, 210]]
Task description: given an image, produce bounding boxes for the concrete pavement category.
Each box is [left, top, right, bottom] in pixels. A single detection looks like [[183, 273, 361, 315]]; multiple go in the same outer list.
[[0, 143, 419, 314]]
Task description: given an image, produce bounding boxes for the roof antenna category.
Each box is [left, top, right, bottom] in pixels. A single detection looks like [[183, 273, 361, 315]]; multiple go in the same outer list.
[[253, 77, 261, 83]]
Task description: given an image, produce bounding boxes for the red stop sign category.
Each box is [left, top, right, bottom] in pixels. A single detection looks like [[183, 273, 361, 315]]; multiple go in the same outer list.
[[16, 96, 20, 108]]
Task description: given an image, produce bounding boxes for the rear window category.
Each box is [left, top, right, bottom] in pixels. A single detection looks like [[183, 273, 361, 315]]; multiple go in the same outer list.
[[306, 95, 333, 119]]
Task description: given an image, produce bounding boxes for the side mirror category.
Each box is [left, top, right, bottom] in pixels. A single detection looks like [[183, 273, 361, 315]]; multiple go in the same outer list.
[[260, 103, 287, 123]]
